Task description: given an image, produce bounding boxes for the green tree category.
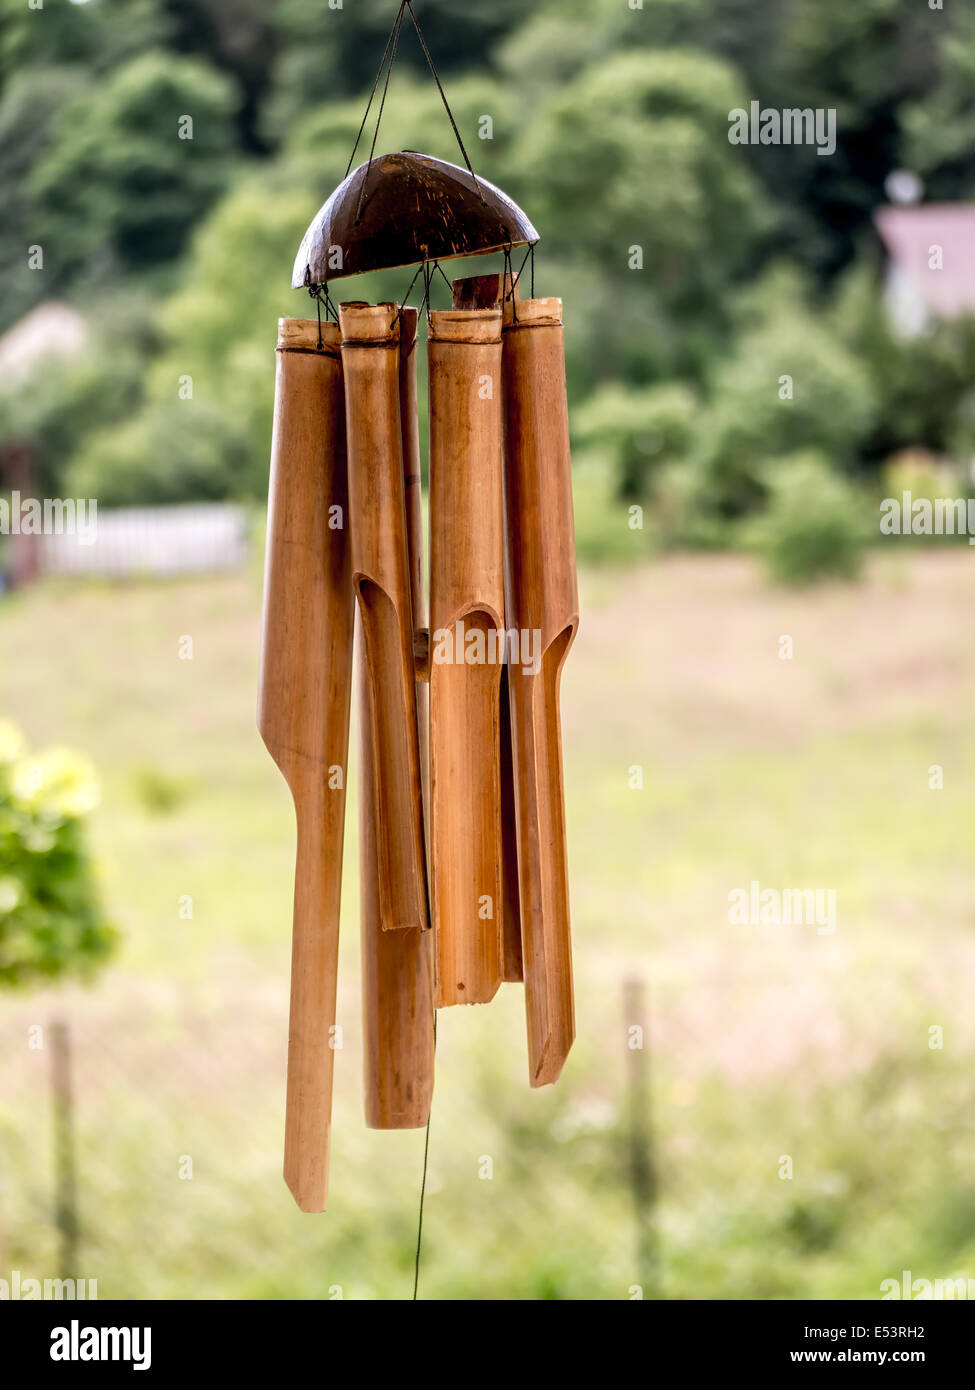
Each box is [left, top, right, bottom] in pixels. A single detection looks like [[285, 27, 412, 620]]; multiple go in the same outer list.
[[0, 66, 85, 332], [514, 49, 769, 389], [747, 451, 870, 587], [30, 49, 238, 279], [693, 268, 877, 518], [0, 0, 171, 81]]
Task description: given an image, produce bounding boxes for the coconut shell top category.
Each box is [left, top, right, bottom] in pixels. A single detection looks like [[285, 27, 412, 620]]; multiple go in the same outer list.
[[292, 151, 539, 287]]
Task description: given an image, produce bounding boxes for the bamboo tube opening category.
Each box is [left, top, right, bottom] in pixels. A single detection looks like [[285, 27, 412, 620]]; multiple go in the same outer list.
[[429, 309, 503, 345], [502, 296, 563, 329], [276, 318, 343, 355]]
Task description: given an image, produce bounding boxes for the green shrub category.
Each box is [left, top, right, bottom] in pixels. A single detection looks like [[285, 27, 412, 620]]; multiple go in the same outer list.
[[66, 399, 255, 506], [570, 453, 650, 565], [747, 451, 870, 586], [0, 721, 116, 989], [696, 270, 877, 518], [572, 382, 699, 501], [131, 764, 193, 816]]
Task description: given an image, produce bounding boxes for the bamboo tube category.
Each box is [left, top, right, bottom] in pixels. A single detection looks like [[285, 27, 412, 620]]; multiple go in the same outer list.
[[428, 308, 505, 1006], [339, 301, 428, 935], [451, 275, 523, 984], [359, 639, 435, 1128], [502, 293, 579, 1087], [258, 317, 353, 1212], [449, 279, 576, 1052], [399, 307, 430, 848], [498, 662, 523, 982], [358, 305, 434, 1129]]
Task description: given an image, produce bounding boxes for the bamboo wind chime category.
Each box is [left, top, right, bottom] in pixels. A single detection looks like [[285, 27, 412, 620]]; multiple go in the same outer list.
[[258, 1, 579, 1212]]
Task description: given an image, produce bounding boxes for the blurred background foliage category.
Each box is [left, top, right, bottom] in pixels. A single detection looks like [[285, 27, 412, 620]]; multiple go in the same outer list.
[[3, 0, 975, 581]]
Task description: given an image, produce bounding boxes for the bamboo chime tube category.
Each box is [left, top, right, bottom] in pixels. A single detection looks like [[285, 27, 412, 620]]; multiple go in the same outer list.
[[344, 303, 434, 1129], [428, 308, 506, 1005], [339, 302, 428, 935], [357, 652, 435, 1128], [258, 318, 354, 1212], [451, 275, 523, 983], [399, 307, 430, 847], [501, 292, 579, 1086]]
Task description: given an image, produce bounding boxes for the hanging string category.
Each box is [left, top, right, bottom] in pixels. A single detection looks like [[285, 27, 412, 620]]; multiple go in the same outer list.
[[399, 260, 427, 319], [502, 245, 518, 324], [355, 2, 409, 224], [423, 260, 434, 330], [515, 243, 534, 294], [345, 0, 487, 230], [396, 257, 444, 336], [412, 1009, 437, 1301], [498, 242, 539, 324], [307, 283, 338, 345], [345, 1, 409, 180], [404, 1, 485, 203]]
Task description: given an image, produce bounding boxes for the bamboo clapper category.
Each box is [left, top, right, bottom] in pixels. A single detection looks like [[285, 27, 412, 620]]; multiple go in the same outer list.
[[258, 318, 354, 1212]]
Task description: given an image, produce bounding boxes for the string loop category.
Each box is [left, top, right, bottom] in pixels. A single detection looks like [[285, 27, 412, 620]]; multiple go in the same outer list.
[[347, 0, 487, 229]]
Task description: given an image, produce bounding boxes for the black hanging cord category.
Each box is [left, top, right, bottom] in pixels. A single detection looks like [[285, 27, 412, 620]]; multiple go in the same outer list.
[[355, 2, 409, 224], [396, 257, 446, 332], [347, 0, 487, 230], [308, 282, 338, 345], [345, 1, 408, 180], [398, 259, 427, 319], [412, 1010, 437, 1301], [515, 243, 534, 293], [404, 1, 485, 202], [502, 244, 518, 323], [423, 259, 435, 329]]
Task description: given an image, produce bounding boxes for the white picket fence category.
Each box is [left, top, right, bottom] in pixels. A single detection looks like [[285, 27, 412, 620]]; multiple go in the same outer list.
[[36, 503, 251, 579]]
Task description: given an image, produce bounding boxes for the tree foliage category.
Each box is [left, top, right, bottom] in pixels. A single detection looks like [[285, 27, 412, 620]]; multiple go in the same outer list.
[[3, 0, 975, 542]]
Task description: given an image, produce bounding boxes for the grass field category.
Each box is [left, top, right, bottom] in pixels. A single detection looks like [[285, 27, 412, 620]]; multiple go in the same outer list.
[[2, 546, 975, 1300]]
